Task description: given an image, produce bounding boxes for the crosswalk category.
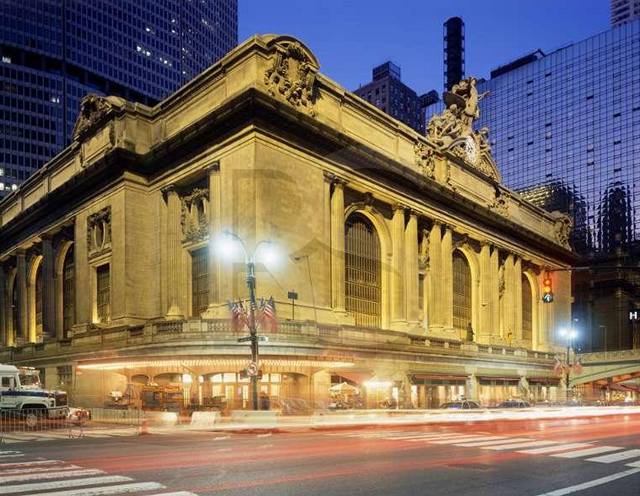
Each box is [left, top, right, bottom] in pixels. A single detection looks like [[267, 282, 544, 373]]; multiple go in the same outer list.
[[327, 429, 640, 469], [0, 450, 198, 495], [0, 427, 171, 444]]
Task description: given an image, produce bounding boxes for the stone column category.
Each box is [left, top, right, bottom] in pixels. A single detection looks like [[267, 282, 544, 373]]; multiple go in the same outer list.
[[490, 246, 500, 341], [405, 210, 419, 324], [503, 253, 515, 343], [322, 172, 333, 307], [206, 162, 221, 313], [41, 236, 56, 337], [16, 250, 27, 342], [162, 185, 184, 319], [441, 225, 453, 329], [466, 374, 479, 401], [330, 178, 346, 311], [391, 204, 406, 324], [514, 256, 523, 341], [0, 264, 5, 347], [479, 242, 492, 341], [428, 222, 443, 330]]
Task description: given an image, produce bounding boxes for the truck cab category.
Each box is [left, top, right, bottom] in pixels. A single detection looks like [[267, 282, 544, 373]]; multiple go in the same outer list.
[[0, 364, 68, 419]]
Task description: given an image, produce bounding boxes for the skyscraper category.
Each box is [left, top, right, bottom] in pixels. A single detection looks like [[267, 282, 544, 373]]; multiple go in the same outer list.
[[0, 0, 237, 196], [611, 0, 640, 26], [443, 17, 465, 92], [354, 61, 430, 134], [475, 19, 640, 351]]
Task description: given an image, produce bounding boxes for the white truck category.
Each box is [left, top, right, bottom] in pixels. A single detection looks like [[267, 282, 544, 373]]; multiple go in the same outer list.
[[0, 364, 68, 425]]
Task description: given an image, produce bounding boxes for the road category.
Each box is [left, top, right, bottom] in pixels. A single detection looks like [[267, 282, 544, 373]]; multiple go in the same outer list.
[[2, 413, 640, 495]]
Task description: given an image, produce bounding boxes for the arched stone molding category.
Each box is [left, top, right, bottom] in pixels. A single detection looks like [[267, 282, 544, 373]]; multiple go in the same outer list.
[[27, 254, 43, 342], [452, 244, 480, 341], [344, 204, 392, 329], [55, 241, 74, 340], [522, 270, 540, 350]]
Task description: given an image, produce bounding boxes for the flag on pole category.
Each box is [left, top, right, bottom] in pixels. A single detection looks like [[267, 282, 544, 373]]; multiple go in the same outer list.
[[228, 300, 248, 331], [553, 355, 565, 376], [259, 296, 278, 332], [572, 358, 583, 375]]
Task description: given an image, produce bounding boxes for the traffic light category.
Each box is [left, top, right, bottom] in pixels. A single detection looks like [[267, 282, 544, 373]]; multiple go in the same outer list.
[[542, 273, 553, 303]]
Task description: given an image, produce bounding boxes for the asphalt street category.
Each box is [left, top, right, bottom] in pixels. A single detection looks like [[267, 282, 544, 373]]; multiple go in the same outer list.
[[2, 414, 640, 496]]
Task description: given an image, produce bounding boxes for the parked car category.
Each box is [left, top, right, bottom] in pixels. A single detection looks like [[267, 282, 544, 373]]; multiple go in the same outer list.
[[440, 400, 481, 410], [497, 399, 531, 408]]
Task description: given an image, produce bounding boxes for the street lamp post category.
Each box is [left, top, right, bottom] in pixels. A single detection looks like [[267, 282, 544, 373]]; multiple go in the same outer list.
[[560, 328, 577, 403], [217, 231, 278, 411]]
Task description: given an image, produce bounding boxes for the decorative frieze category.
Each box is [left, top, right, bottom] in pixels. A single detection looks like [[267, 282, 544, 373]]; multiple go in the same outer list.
[[180, 187, 209, 243]]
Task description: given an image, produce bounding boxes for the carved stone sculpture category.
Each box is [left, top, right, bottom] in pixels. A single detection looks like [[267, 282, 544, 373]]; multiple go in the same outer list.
[[553, 213, 573, 249], [180, 187, 210, 243], [72, 94, 125, 142], [264, 40, 318, 115], [414, 142, 436, 178], [87, 207, 112, 256]]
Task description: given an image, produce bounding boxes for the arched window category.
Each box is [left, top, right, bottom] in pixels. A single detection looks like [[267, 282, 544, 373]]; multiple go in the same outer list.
[[522, 274, 533, 340], [345, 213, 381, 327], [35, 264, 43, 337], [452, 250, 472, 331], [63, 246, 75, 336]]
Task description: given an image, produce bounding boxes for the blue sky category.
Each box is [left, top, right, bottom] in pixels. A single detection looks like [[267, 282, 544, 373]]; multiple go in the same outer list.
[[240, 0, 609, 94]]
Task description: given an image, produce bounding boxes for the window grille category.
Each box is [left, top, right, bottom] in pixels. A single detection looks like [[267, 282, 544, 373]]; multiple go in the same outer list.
[[63, 246, 75, 335], [522, 274, 533, 340], [345, 214, 381, 327], [452, 251, 471, 331], [191, 247, 209, 317], [96, 264, 110, 323]]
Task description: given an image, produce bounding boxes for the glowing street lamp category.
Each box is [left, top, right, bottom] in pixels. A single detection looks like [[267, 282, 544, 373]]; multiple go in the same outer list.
[[215, 231, 280, 410], [559, 328, 578, 403]]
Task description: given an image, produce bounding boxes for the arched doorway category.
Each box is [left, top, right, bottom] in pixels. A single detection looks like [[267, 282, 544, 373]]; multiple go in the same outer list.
[[345, 213, 381, 327], [452, 250, 472, 334]]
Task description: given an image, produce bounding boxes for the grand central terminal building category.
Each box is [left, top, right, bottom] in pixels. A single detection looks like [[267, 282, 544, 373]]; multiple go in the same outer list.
[[0, 35, 575, 411]]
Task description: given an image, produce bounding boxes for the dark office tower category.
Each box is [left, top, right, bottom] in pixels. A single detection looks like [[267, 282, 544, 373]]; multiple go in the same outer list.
[[476, 19, 640, 352], [0, 0, 238, 196], [611, 0, 640, 26], [443, 17, 465, 92], [354, 61, 431, 134]]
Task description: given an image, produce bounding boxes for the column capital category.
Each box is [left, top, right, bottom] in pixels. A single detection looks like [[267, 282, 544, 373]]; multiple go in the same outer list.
[[161, 183, 178, 200], [392, 202, 408, 213], [206, 160, 220, 173], [407, 208, 420, 218], [322, 170, 335, 183]]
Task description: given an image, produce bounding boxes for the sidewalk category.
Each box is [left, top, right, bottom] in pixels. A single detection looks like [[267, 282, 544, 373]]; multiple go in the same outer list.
[[188, 405, 640, 434]]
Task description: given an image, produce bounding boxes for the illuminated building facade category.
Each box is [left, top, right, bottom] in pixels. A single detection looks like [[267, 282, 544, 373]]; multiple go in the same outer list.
[[0, 0, 238, 196], [0, 35, 573, 410]]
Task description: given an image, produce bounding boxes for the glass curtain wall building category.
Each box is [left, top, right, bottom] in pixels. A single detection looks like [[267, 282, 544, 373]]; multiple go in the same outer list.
[[476, 19, 640, 351], [0, 0, 237, 195]]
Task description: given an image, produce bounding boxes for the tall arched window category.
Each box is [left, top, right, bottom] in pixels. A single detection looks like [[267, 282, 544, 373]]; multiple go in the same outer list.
[[522, 274, 533, 340], [63, 246, 75, 336], [35, 264, 43, 337], [345, 213, 381, 327], [452, 250, 472, 331]]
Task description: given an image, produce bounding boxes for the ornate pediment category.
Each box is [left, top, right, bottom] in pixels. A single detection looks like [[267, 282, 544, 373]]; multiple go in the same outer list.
[[426, 77, 501, 182], [72, 94, 125, 142], [264, 36, 319, 115]]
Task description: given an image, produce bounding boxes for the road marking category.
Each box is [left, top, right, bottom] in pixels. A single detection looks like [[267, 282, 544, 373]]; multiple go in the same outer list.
[[26, 481, 165, 496], [455, 437, 532, 447], [256, 433, 272, 438], [625, 460, 640, 468], [0, 451, 20, 455], [0, 465, 82, 476], [0, 475, 132, 494], [587, 449, 640, 464], [0, 460, 63, 469], [148, 493, 199, 496], [386, 433, 464, 440], [0, 454, 24, 459], [552, 446, 623, 459], [518, 443, 593, 454], [429, 436, 505, 445], [535, 467, 640, 495], [484, 440, 558, 451], [213, 436, 230, 441], [0, 469, 105, 483]]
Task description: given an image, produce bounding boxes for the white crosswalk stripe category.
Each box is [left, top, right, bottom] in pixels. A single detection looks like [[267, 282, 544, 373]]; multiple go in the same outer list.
[[455, 437, 532, 447], [552, 446, 623, 458], [0, 450, 199, 496], [430, 435, 505, 445], [587, 449, 640, 464], [388, 433, 465, 441], [517, 443, 593, 454], [484, 440, 558, 451]]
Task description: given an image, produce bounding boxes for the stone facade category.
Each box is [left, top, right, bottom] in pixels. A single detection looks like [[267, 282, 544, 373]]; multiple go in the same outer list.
[[0, 35, 574, 410]]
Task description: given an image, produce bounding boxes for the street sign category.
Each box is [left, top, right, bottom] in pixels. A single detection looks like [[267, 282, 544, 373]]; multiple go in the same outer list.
[[237, 336, 252, 343], [258, 336, 269, 342], [247, 361, 258, 377], [287, 291, 298, 300]]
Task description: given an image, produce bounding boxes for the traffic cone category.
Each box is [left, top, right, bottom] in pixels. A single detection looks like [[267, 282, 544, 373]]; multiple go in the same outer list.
[[139, 418, 149, 436]]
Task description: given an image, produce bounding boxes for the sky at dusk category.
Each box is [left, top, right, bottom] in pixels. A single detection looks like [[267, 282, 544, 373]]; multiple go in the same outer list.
[[240, 0, 610, 94]]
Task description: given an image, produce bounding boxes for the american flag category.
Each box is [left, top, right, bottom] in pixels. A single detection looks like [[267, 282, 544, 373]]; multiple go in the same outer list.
[[259, 296, 278, 332], [553, 356, 565, 376], [571, 358, 583, 375], [228, 300, 248, 331]]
